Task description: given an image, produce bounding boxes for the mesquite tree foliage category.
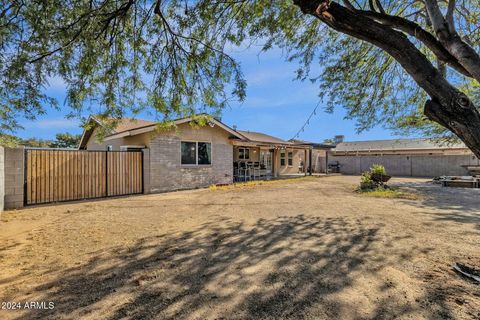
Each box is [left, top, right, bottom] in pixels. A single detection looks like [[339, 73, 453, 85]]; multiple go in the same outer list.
[[1, 1, 480, 156]]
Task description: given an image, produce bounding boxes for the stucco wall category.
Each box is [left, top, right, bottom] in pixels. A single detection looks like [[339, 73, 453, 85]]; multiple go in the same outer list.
[[276, 148, 307, 175], [149, 123, 233, 192], [310, 149, 327, 173], [329, 153, 479, 177]]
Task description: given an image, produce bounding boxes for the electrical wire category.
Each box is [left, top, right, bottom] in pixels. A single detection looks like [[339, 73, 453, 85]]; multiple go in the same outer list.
[[290, 100, 322, 140]]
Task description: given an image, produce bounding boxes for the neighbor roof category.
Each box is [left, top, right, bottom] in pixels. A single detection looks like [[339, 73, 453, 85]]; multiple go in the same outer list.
[[289, 139, 335, 149], [237, 130, 291, 145], [333, 138, 467, 152]]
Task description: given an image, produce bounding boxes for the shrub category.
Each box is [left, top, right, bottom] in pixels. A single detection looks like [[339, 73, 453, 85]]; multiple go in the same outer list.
[[361, 171, 372, 184], [360, 171, 375, 190], [370, 164, 387, 176], [359, 164, 390, 190]]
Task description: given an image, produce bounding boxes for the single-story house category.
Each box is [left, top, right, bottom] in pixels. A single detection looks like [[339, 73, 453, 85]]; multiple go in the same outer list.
[[329, 138, 479, 177], [78, 115, 333, 193]]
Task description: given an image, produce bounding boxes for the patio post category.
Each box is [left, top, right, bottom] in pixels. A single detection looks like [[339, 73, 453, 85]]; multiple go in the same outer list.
[[309, 147, 313, 175]]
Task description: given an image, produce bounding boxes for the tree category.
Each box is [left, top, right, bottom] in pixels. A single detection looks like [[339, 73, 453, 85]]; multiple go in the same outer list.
[[0, 132, 79, 148], [323, 138, 335, 145], [50, 133, 82, 148], [1, 1, 479, 157]]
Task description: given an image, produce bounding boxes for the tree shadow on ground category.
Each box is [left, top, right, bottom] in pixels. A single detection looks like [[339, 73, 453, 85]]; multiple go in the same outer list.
[[391, 180, 480, 229], [4, 215, 466, 319]]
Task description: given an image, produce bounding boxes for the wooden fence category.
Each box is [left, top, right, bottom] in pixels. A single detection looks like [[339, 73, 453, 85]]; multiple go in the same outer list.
[[25, 149, 143, 205]]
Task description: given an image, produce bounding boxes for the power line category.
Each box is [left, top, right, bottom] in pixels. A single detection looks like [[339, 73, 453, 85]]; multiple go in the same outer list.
[[291, 100, 322, 141]]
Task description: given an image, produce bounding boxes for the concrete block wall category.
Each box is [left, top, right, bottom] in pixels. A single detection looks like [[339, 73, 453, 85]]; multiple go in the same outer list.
[[149, 123, 233, 193], [329, 153, 479, 177], [0, 147, 4, 213], [4, 147, 24, 209], [142, 148, 151, 194]]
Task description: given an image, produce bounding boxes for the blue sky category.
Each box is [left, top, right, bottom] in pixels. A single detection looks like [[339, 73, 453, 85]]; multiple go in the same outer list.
[[18, 45, 418, 142]]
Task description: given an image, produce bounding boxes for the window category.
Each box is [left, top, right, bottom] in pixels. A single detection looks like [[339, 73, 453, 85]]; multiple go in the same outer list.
[[107, 145, 113, 151], [181, 141, 212, 165], [120, 145, 145, 151], [238, 147, 250, 160], [198, 142, 212, 165], [280, 150, 286, 166], [288, 151, 293, 166]]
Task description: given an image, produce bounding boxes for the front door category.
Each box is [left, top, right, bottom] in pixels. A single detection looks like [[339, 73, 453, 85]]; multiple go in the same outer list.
[[260, 150, 273, 175]]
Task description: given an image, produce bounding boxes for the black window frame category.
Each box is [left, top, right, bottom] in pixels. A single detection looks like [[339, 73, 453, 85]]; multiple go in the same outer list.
[[198, 142, 212, 165], [181, 141, 212, 166], [238, 147, 250, 160]]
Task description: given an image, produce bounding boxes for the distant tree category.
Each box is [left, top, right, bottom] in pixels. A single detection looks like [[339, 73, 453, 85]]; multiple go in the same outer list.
[[19, 137, 53, 148], [0, 134, 22, 148], [1, 1, 480, 157], [50, 133, 81, 148], [323, 138, 335, 145], [0, 132, 80, 148]]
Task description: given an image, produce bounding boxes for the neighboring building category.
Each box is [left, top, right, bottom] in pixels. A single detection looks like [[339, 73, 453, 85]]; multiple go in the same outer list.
[[78, 116, 332, 193], [330, 138, 479, 177]]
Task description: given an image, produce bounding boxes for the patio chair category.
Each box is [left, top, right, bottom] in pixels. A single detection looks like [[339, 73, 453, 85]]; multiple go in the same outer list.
[[233, 162, 240, 182], [252, 162, 261, 180], [239, 161, 250, 181]]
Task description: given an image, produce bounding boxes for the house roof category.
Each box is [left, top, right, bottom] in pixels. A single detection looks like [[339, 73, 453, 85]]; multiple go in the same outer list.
[[79, 114, 336, 150], [78, 116, 157, 149], [236, 130, 291, 145], [110, 118, 157, 134], [333, 138, 467, 152], [289, 139, 335, 149], [78, 114, 247, 149]]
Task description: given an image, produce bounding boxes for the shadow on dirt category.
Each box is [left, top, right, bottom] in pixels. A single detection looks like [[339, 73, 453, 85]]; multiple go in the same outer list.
[[392, 180, 480, 229], [4, 215, 464, 319]]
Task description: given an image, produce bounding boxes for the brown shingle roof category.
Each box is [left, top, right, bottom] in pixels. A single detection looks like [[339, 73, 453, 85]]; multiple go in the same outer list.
[[108, 118, 156, 135], [237, 130, 291, 145]]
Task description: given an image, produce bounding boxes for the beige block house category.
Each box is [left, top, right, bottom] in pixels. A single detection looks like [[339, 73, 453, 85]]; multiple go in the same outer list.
[[79, 115, 332, 193]]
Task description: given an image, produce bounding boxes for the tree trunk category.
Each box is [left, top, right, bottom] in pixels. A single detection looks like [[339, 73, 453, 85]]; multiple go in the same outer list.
[[293, 0, 480, 159]]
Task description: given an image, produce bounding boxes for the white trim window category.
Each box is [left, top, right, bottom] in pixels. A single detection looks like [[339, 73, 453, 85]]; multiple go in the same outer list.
[[238, 147, 250, 160], [280, 150, 286, 166], [181, 141, 212, 165], [288, 151, 293, 166]]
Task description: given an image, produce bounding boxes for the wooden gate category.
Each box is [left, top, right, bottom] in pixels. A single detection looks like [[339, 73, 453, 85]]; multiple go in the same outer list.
[[24, 149, 143, 205]]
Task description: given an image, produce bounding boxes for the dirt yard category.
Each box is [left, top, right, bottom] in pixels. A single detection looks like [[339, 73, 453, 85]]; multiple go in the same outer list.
[[0, 175, 479, 319]]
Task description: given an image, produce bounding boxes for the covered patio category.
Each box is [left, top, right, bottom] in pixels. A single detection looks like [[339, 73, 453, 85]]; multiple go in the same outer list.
[[230, 132, 333, 182]]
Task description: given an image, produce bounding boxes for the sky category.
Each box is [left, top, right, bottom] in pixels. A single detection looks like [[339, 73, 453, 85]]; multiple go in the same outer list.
[[17, 44, 419, 143]]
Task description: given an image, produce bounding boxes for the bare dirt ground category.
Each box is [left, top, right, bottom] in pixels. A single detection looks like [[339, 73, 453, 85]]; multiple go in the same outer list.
[[0, 175, 479, 320]]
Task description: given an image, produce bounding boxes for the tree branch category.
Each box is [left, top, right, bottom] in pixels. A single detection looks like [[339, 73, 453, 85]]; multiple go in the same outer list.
[[424, 0, 480, 82], [446, 0, 456, 33], [358, 10, 471, 77]]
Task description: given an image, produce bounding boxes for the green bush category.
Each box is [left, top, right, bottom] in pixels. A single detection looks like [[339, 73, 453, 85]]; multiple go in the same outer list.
[[360, 171, 375, 190], [370, 164, 387, 176], [361, 171, 372, 184], [359, 164, 389, 190]]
